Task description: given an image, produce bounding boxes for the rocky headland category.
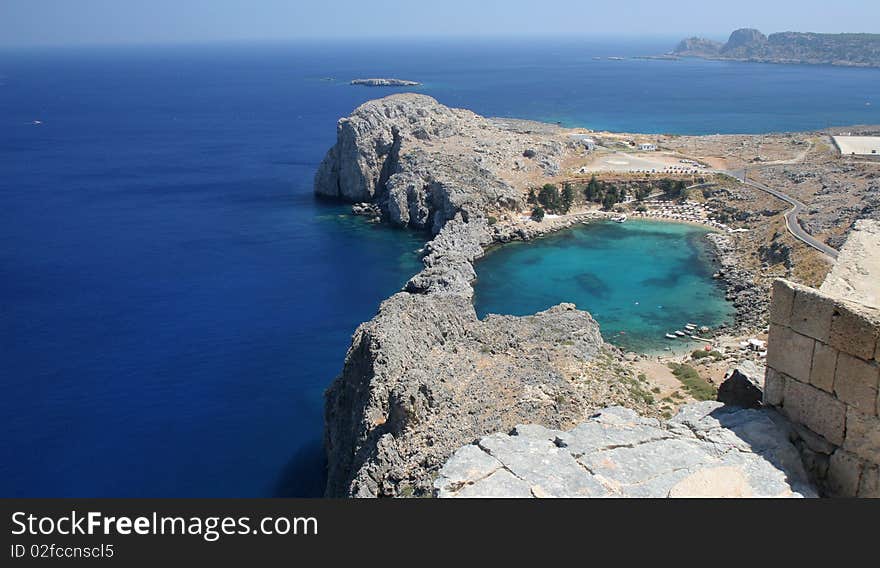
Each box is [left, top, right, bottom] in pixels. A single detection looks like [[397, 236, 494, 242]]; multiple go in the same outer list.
[[318, 95, 665, 497], [673, 28, 880, 68], [315, 94, 878, 497]]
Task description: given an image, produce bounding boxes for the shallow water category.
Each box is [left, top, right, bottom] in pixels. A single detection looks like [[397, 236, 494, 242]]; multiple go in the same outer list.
[[473, 220, 734, 353]]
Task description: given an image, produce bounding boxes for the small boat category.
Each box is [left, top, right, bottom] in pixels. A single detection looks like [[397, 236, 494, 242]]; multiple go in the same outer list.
[[612, 214, 627, 223], [685, 323, 697, 329], [675, 330, 686, 337], [665, 334, 678, 340]]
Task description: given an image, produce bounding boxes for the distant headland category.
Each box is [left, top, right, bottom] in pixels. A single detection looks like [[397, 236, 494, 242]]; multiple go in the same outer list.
[[351, 78, 421, 87], [672, 28, 880, 68]]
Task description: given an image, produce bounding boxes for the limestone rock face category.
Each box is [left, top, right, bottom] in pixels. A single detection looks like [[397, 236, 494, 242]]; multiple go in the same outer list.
[[323, 261, 619, 498], [718, 360, 766, 408], [314, 94, 564, 233], [722, 28, 768, 54], [673, 37, 723, 57], [436, 402, 818, 498]]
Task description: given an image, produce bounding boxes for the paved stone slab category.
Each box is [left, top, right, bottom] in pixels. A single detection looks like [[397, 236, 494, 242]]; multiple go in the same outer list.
[[436, 403, 818, 498]]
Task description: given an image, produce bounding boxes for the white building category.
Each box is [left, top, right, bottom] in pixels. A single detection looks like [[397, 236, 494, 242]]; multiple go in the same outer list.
[[833, 136, 880, 156], [638, 143, 657, 151]]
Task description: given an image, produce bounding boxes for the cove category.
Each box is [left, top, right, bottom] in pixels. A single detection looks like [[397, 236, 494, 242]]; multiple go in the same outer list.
[[473, 220, 735, 353]]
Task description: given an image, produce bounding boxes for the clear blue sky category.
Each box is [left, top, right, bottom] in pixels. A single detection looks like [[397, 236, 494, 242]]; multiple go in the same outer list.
[[1, 0, 877, 47]]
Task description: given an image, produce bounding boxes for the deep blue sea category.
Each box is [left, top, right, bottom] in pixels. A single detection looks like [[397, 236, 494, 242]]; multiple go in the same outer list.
[[1, 39, 878, 497]]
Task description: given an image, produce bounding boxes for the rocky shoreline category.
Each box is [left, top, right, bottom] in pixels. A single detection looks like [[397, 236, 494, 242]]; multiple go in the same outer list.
[[705, 233, 769, 334], [316, 94, 769, 496]]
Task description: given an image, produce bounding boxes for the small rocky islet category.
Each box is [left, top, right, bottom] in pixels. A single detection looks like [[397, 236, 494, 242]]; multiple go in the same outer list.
[[350, 78, 422, 87]]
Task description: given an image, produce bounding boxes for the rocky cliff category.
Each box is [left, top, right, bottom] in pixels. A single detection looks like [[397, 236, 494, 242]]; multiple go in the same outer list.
[[673, 29, 880, 67], [673, 37, 723, 58], [318, 96, 660, 497], [314, 94, 567, 234]]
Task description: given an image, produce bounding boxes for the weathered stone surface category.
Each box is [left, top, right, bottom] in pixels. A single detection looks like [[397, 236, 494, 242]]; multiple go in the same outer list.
[[763, 367, 786, 406], [791, 288, 834, 342], [718, 360, 765, 408], [452, 469, 533, 498], [782, 379, 846, 445], [858, 464, 880, 497], [834, 353, 879, 416], [829, 304, 880, 361], [809, 342, 838, 393], [820, 219, 880, 309], [844, 407, 880, 462], [827, 449, 864, 497], [432, 444, 503, 498], [478, 431, 608, 497], [436, 402, 817, 498], [767, 324, 815, 383], [769, 279, 795, 326]]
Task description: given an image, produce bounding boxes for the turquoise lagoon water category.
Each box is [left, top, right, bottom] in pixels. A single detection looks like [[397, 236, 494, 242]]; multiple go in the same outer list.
[[474, 220, 734, 353]]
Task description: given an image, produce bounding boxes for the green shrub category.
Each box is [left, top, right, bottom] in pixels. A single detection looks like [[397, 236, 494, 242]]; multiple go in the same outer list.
[[691, 349, 724, 361], [667, 363, 717, 401], [487, 216, 498, 225], [531, 206, 545, 222]]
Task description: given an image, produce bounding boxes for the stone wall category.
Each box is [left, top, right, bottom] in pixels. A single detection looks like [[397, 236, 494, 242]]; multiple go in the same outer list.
[[764, 279, 880, 497]]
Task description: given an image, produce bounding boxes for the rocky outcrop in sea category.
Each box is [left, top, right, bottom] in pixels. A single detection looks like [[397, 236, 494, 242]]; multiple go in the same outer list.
[[351, 78, 422, 87]]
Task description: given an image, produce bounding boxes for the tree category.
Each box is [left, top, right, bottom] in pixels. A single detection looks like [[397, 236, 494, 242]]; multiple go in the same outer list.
[[602, 192, 617, 211], [585, 175, 600, 202], [527, 188, 537, 205], [561, 183, 575, 213], [538, 183, 560, 212], [675, 180, 689, 202], [531, 206, 545, 222]]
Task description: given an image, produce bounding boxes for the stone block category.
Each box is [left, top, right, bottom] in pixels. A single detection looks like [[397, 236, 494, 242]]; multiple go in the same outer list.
[[834, 353, 879, 416], [782, 379, 846, 445], [763, 367, 786, 406], [769, 279, 796, 326], [829, 305, 880, 361], [790, 288, 835, 342], [858, 465, 879, 498], [844, 407, 880, 462], [828, 449, 864, 497], [767, 324, 815, 384], [809, 342, 838, 393]]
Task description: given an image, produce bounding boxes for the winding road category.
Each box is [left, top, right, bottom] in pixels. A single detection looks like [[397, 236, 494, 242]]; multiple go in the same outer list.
[[723, 168, 839, 260]]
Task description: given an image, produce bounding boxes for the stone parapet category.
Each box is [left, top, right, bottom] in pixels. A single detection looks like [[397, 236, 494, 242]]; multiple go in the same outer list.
[[764, 279, 880, 497]]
